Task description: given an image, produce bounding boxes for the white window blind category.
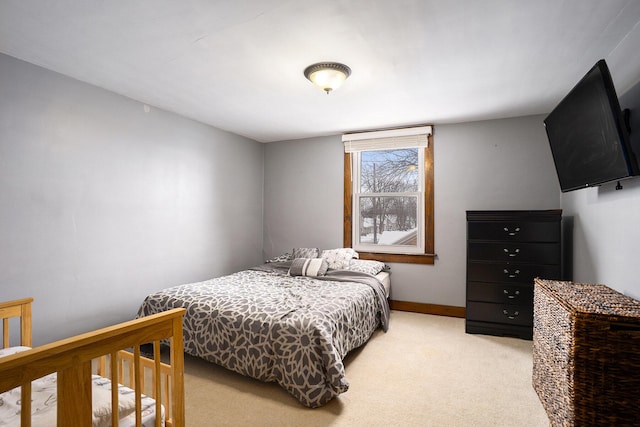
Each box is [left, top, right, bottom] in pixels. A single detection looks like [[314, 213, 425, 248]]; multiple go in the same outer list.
[[342, 125, 432, 153]]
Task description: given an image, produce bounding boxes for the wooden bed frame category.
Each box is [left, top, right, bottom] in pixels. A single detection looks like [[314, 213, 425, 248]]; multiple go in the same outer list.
[[0, 297, 186, 427]]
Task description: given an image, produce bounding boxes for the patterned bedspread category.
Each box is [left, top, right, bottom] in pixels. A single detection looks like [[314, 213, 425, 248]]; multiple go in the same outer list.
[[136, 264, 389, 408]]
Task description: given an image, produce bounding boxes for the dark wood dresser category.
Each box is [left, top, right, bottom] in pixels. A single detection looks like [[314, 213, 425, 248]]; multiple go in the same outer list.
[[465, 210, 566, 340]]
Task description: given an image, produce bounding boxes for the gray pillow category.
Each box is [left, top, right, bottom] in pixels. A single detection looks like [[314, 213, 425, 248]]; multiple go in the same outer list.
[[292, 247, 320, 259], [288, 258, 329, 277]]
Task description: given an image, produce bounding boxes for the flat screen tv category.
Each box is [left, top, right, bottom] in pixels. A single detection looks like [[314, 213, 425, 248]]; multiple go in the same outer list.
[[544, 59, 639, 192]]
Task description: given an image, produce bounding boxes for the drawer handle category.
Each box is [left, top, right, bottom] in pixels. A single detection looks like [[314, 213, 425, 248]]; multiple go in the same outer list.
[[503, 309, 520, 320], [503, 248, 520, 257], [503, 289, 520, 299], [503, 226, 520, 236], [503, 269, 520, 278]]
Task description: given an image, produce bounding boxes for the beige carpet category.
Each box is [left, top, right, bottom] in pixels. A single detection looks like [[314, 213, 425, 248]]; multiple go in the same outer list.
[[183, 310, 549, 426]]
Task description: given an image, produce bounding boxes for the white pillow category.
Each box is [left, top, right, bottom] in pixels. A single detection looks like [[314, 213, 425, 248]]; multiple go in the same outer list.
[[265, 252, 292, 263], [349, 259, 387, 275], [320, 248, 358, 269]]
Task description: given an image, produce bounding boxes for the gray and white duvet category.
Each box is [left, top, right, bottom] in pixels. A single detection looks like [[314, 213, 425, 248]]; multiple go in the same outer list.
[[136, 263, 389, 408]]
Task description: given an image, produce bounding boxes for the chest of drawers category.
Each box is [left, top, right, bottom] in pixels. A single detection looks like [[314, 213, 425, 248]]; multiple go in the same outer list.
[[465, 210, 566, 339]]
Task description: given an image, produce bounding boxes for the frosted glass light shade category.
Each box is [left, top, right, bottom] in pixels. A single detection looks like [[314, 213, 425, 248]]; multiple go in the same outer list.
[[304, 62, 351, 94]]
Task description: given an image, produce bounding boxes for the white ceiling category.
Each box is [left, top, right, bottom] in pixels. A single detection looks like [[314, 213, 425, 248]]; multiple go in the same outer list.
[[2, 0, 640, 143]]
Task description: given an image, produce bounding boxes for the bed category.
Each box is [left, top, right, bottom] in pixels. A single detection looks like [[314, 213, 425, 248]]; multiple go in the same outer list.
[[0, 297, 186, 427], [136, 248, 391, 408]]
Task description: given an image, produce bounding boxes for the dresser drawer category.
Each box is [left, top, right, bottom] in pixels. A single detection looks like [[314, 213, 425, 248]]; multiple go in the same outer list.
[[467, 242, 560, 264], [467, 281, 533, 304], [467, 261, 561, 284], [466, 301, 533, 326], [467, 221, 560, 242]]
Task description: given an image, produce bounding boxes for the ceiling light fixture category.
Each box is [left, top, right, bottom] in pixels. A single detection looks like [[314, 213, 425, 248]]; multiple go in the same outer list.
[[304, 62, 351, 94]]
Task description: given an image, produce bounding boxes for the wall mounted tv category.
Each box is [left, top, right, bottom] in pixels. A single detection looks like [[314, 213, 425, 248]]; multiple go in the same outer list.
[[544, 59, 640, 192]]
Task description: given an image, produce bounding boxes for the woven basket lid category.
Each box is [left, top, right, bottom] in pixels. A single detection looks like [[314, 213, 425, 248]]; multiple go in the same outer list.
[[535, 279, 640, 319]]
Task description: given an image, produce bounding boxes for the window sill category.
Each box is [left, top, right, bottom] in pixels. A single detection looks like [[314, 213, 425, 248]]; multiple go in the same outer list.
[[358, 252, 435, 265]]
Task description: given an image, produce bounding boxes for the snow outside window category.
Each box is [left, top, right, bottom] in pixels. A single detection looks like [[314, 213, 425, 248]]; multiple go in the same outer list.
[[343, 126, 431, 256], [352, 148, 425, 254]]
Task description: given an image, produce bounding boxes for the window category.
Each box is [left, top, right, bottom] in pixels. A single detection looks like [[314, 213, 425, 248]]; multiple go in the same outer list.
[[343, 126, 434, 264]]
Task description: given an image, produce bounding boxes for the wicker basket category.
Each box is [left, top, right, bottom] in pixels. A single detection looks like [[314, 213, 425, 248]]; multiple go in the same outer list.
[[532, 278, 640, 426]]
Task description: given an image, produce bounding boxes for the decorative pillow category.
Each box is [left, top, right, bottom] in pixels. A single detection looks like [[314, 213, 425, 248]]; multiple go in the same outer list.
[[292, 247, 320, 259], [265, 253, 292, 263], [349, 259, 388, 276], [288, 258, 329, 277], [320, 248, 358, 270]]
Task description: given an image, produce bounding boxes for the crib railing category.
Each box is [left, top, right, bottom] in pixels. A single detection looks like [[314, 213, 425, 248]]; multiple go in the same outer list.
[[0, 307, 185, 427], [0, 297, 33, 348]]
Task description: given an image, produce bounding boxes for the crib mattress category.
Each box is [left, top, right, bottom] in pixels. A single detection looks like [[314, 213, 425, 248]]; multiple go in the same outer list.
[[0, 347, 163, 427]]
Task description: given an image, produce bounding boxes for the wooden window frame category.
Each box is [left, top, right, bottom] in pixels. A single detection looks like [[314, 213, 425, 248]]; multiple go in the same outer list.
[[344, 133, 435, 264]]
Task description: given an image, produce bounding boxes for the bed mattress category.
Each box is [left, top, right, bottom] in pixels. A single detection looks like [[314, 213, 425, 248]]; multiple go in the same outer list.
[[376, 271, 391, 298]]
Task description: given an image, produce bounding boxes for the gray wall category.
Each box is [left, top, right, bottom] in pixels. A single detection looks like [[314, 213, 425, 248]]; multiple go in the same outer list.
[[264, 115, 560, 307], [561, 169, 640, 299], [0, 54, 264, 345], [263, 136, 344, 257]]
